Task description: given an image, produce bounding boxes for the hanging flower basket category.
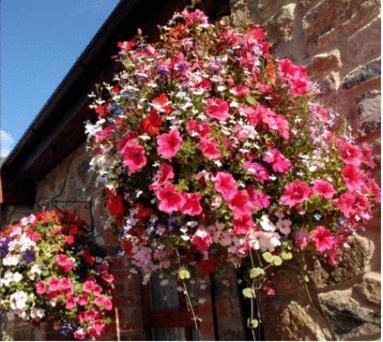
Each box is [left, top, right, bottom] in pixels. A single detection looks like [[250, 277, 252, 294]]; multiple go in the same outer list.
[[0, 210, 114, 340], [86, 8, 380, 330]]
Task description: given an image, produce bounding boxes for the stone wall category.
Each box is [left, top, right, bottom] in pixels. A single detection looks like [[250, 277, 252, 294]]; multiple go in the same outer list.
[[229, 0, 381, 340]]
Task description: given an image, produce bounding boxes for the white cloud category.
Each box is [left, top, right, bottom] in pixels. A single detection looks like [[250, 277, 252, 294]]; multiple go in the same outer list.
[[0, 130, 14, 158]]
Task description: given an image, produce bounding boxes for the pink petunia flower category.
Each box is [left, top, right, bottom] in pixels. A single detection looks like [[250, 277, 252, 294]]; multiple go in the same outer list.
[[73, 329, 86, 340], [120, 139, 147, 173], [243, 161, 270, 183], [181, 192, 203, 216], [95, 125, 113, 144], [187, 120, 211, 139], [156, 184, 185, 213], [263, 148, 291, 174], [229, 190, 253, 216], [36, 280, 46, 295], [56, 254, 74, 273], [247, 185, 270, 209], [336, 191, 371, 220], [149, 163, 174, 190], [94, 295, 113, 311], [232, 213, 253, 235], [206, 98, 230, 121], [280, 180, 312, 206], [157, 129, 183, 159], [199, 138, 221, 159], [312, 179, 336, 199], [311, 226, 333, 252], [65, 296, 77, 310], [87, 320, 106, 339], [83, 279, 96, 294], [337, 139, 362, 166], [77, 294, 89, 306], [191, 228, 212, 252], [342, 164, 364, 191], [48, 276, 61, 293], [60, 278, 74, 296], [214, 172, 237, 201]]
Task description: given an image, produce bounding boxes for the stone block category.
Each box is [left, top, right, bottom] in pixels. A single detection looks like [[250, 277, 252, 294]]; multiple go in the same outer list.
[[261, 299, 333, 340], [356, 90, 381, 134], [308, 49, 341, 79], [318, 71, 340, 94], [264, 3, 296, 46], [347, 16, 381, 65], [254, 0, 296, 23], [309, 235, 374, 289], [352, 272, 381, 305], [341, 58, 380, 89], [318, 289, 380, 340]]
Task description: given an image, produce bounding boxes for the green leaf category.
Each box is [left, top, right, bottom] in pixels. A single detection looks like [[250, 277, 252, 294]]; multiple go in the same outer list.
[[250, 319, 259, 329], [178, 268, 190, 280], [281, 251, 293, 261], [272, 256, 283, 266], [242, 287, 255, 298], [245, 95, 257, 105], [262, 252, 273, 263], [250, 267, 265, 279]]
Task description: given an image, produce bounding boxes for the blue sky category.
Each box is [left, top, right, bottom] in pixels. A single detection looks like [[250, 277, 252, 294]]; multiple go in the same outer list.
[[1, 0, 120, 157]]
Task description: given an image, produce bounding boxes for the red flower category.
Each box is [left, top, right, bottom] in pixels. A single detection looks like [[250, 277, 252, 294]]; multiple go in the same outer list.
[[106, 190, 125, 218], [122, 240, 133, 256], [94, 103, 109, 118], [280, 180, 312, 206], [140, 111, 163, 136], [117, 39, 136, 52], [82, 249, 95, 265], [191, 229, 212, 252], [152, 93, 173, 115]]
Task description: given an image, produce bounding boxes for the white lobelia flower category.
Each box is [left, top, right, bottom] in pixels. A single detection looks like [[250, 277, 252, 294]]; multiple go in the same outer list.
[[276, 219, 292, 235], [9, 291, 28, 311], [260, 215, 276, 232], [3, 254, 19, 266]]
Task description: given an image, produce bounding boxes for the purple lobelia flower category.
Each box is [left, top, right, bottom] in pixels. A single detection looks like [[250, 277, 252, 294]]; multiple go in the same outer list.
[[22, 250, 35, 263]]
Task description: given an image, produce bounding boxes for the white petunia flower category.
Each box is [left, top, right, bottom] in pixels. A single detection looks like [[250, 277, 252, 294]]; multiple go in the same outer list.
[[9, 291, 28, 310], [260, 215, 276, 232], [3, 254, 19, 266]]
